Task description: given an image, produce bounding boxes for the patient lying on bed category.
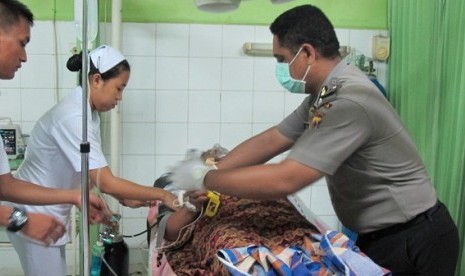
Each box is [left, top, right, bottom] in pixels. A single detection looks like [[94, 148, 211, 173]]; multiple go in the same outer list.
[[148, 145, 390, 275], [171, 196, 317, 275], [148, 146, 322, 275]]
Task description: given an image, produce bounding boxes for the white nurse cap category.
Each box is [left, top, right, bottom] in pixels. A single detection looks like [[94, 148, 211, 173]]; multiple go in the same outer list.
[[89, 45, 126, 74]]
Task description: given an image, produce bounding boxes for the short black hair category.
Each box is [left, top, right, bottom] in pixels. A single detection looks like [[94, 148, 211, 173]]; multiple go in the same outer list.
[[269, 4, 340, 58], [0, 0, 34, 31]]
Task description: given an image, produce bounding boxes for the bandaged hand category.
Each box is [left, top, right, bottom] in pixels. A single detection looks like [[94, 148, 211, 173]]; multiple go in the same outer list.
[[169, 157, 217, 191]]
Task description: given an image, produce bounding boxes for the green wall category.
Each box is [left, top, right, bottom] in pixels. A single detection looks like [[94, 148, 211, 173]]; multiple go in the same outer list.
[[23, 0, 387, 29]]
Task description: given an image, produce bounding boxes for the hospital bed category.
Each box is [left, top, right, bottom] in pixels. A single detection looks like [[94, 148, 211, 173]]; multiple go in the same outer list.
[[145, 173, 391, 275]]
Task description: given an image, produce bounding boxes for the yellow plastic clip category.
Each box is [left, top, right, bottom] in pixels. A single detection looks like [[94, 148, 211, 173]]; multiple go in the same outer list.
[[205, 191, 221, 217]]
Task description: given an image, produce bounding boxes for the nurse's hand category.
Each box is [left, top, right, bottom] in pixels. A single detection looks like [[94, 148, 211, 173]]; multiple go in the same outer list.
[[88, 194, 112, 224], [169, 158, 217, 191], [21, 213, 66, 246], [71, 190, 112, 224], [161, 190, 179, 211]]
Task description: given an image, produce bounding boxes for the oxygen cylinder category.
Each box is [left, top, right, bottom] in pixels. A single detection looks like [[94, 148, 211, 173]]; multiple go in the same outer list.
[[100, 235, 129, 276], [90, 240, 104, 276]]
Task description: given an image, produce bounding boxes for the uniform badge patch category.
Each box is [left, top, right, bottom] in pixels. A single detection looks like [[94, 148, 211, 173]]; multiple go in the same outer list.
[[307, 86, 335, 128]]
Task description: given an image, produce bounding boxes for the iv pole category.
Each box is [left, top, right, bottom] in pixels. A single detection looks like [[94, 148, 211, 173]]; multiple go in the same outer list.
[[79, 0, 90, 275]]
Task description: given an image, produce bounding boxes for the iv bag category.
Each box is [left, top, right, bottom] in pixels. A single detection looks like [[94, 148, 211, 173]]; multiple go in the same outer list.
[[74, 0, 99, 43]]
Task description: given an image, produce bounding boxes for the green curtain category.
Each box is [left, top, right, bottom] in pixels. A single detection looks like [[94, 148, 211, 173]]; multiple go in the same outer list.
[[388, 0, 465, 274]]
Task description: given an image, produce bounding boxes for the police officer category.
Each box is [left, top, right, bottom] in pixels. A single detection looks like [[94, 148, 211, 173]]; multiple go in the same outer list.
[[170, 4, 459, 275]]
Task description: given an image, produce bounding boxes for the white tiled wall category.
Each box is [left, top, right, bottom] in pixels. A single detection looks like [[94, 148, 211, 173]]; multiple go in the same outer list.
[[0, 21, 387, 273]]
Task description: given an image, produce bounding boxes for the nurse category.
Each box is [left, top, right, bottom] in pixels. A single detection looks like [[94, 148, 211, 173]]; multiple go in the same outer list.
[[0, 0, 108, 245], [6, 45, 177, 276]]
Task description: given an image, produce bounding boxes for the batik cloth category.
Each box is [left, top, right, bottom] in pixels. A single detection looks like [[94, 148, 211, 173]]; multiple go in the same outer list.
[[217, 230, 391, 276]]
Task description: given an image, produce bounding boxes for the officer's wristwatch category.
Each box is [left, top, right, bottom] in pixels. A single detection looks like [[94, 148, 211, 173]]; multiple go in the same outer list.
[[7, 207, 28, 232]]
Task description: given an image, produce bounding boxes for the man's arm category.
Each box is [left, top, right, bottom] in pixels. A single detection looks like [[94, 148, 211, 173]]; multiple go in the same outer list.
[[169, 126, 323, 199], [0, 173, 80, 205], [0, 205, 65, 245], [205, 159, 323, 200], [216, 126, 294, 169], [205, 126, 323, 199], [0, 173, 111, 224]]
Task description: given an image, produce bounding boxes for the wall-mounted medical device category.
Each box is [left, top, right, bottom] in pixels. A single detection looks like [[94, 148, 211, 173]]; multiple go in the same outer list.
[[372, 35, 390, 62], [0, 118, 25, 160]]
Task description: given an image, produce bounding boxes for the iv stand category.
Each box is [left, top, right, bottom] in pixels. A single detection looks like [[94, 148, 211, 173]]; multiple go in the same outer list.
[[79, 0, 90, 275]]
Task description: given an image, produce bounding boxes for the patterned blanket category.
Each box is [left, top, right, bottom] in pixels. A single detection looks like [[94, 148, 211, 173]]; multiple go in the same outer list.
[[164, 195, 319, 275], [217, 231, 391, 275]]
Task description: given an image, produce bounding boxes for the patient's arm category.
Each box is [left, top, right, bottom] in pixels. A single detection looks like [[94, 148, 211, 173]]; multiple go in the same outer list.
[[162, 145, 223, 242], [164, 190, 208, 241], [164, 207, 201, 241]]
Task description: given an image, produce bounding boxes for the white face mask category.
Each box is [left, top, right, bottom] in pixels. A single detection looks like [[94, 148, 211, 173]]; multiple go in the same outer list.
[[275, 47, 311, 94]]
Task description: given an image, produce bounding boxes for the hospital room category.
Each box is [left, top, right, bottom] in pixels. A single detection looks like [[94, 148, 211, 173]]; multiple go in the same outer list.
[[0, 0, 464, 275]]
